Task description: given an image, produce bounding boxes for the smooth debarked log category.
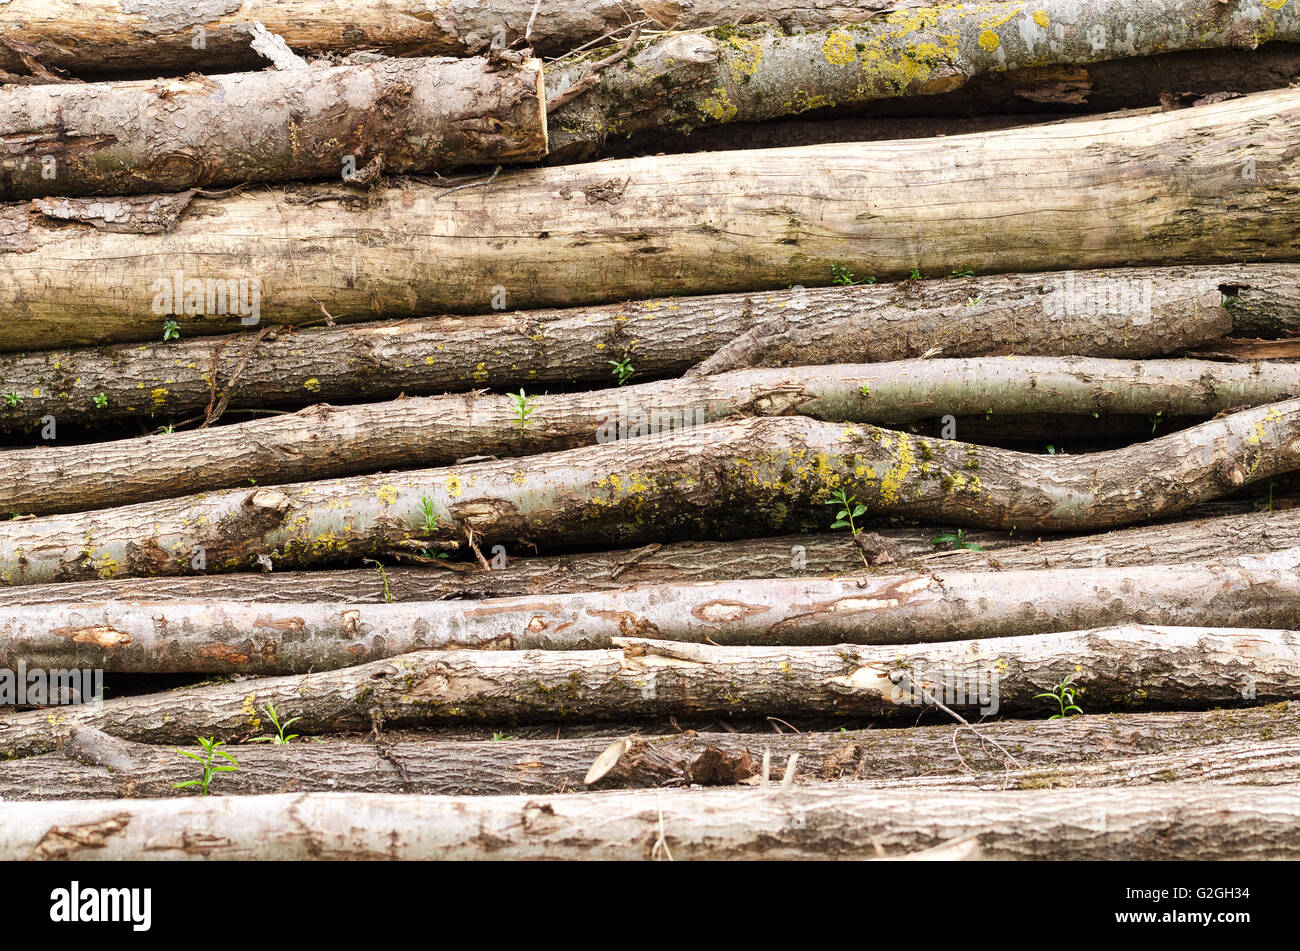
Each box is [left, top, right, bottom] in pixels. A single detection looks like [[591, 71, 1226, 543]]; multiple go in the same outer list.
[[2, 89, 1297, 349], [0, 0, 913, 77], [0, 57, 547, 199], [1, 260, 1287, 418], [7, 703, 1294, 799], [2, 626, 1295, 757], [16, 355, 1300, 514], [3, 402, 1299, 585], [9, 550, 1300, 672], [3, 783, 1299, 860], [546, 0, 1300, 159]]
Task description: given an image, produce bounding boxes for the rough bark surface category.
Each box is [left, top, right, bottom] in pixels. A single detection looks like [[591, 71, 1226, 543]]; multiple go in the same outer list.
[[2, 90, 1297, 350], [8, 550, 1300, 673], [2, 626, 1295, 757], [0, 1, 917, 76], [0, 57, 547, 199], [1, 261, 1288, 423], [546, 1, 1300, 158], [3, 705, 1296, 799], [2, 403, 1298, 585], [14, 355, 1300, 514], [2, 783, 1298, 859]]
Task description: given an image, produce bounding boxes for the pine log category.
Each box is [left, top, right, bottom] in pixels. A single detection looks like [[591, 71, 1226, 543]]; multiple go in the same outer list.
[[0, 1, 915, 77], [2, 89, 1298, 351], [546, 2, 1300, 159], [2, 260, 1289, 423], [3, 704, 1296, 800], [2, 626, 1295, 758], [0, 57, 547, 199], [1, 501, 1298, 606], [2, 783, 1298, 859], [3, 402, 1299, 585], [9, 550, 1300, 673], [15, 355, 1300, 515]]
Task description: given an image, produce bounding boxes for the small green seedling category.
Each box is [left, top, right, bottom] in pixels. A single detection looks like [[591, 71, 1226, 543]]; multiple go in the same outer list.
[[1257, 480, 1276, 513], [930, 528, 984, 551], [609, 357, 635, 385], [949, 267, 975, 278], [173, 737, 238, 795], [509, 389, 537, 429], [418, 496, 439, 533], [827, 488, 865, 535], [491, 731, 517, 741], [909, 268, 922, 281], [2, 391, 21, 407], [1150, 411, 1163, 433], [162, 319, 180, 341], [1035, 674, 1083, 720], [858, 385, 871, 398], [830, 262, 875, 286], [966, 295, 983, 306], [92, 393, 108, 409], [1046, 444, 1056, 455], [156, 423, 175, 434], [247, 702, 302, 745]]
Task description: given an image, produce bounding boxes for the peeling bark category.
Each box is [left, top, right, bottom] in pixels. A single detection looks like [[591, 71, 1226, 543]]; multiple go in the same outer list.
[[546, 1, 1300, 159], [2, 403, 1299, 585], [0, 57, 547, 199], [13, 355, 1300, 514], [2, 626, 1295, 758], [1, 782, 1298, 859], [2, 704, 1295, 799], [8, 549, 1300, 673], [1, 90, 1297, 350]]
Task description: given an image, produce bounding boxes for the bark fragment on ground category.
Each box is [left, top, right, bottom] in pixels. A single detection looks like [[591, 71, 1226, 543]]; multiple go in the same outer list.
[[2, 626, 1295, 758]]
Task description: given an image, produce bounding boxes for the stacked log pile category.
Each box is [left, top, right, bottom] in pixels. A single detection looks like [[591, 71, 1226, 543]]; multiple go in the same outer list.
[[2, 0, 1300, 861]]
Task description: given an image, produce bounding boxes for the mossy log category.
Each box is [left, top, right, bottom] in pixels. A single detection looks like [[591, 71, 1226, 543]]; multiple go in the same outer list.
[[7, 782, 1299, 860], [1, 261, 1289, 424], [2, 90, 1298, 350], [0, 57, 547, 199], [14, 355, 1300, 514], [546, 1, 1300, 158], [0, 0, 912, 77], [2, 402, 1299, 585], [4, 705, 1297, 799], [8, 550, 1300, 673], [2, 626, 1296, 758]]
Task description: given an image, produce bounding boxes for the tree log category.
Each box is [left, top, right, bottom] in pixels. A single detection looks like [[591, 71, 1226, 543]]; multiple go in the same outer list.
[[2, 626, 1295, 757], [1, 261, 1288, 423], [0, 1, 915, 77], [9, 550, 1300, 673], [1, 502, 1298, 606], [16, 355, 1300, 514], [0, 57, 547, 199], [3, 704, 1296, 799], [3, 402, 1300, 585], [1, 783, 1297, 859], [2, 89, 1297, 350], [546, 2, 1300, 159]]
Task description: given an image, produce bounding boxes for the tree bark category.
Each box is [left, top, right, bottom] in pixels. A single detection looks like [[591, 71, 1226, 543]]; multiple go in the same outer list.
[[3, 704, 1296, 800], [8, 550, 1300, 673], [1, 502, 1297, 606], [2, 90, 1297, 351], [2, 626, 1296, 757], [0, 1, 915, 77], [16, 354, 1300, 514], [2, 783, 1298, 859], [545, 1, 1300, 159], [3, 402, 1299, 585], [0, 57, 547, 199], [0, 261, 1288, 424]]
